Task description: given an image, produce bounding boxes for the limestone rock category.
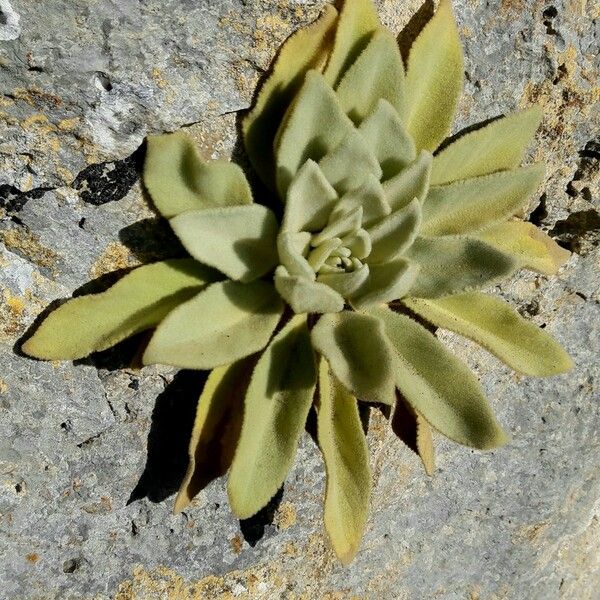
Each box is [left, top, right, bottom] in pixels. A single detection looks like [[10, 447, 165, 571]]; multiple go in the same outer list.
[[0, 1, 598, 598]]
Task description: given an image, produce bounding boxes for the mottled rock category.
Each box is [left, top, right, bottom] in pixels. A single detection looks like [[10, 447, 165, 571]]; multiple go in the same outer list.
[[0, 1, 598, 598]]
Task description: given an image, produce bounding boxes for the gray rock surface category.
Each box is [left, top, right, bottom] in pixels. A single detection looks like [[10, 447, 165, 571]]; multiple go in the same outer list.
[[0, 0, 598, 598]]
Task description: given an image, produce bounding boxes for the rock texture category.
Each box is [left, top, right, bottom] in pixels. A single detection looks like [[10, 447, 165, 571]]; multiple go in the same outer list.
[[0, 0, 598, 598]]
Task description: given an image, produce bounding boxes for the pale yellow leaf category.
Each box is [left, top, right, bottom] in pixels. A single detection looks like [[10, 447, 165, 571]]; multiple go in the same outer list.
[[228, 315, 317, 518], [22, 260, 216, 361], [243, 6, 338, 188], [404, 292, 573, 376], [317, 359, 371, 564], [404, 0, 464, 152], [175, 358, 254, 512]]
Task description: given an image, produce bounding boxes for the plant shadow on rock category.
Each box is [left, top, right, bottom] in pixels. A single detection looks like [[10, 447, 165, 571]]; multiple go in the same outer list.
[[128, 369, 208, 504]]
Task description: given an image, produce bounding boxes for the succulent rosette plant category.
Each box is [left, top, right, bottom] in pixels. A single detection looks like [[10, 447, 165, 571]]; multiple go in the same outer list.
[[23, 0, 573, 563]]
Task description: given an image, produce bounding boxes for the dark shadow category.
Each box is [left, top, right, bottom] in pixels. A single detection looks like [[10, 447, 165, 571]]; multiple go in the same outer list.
[[128, 369, 209, 504], [305, 405, 318, 446], [178, 356, 254, 505], [435, 115, 504, 155], [231, 114, 283, 220], [118, 217, 187, 263], [74, 332, 150, 372], [74, 267, 136, 297], [397, 0, 434, 65], [389, 300, 437, 335], [391, 391, 420, 455], [239, 486, 284, 547], [549, 208, 600, 254], [358, 402, 372, 434], [73, 142, 145, 206]]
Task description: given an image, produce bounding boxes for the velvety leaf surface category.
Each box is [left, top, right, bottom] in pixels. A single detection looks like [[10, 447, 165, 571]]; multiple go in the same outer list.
[[372, 307, 508, 449], [275, 71, 354, 195], [22, 260, 217, 360], [421, 165, 545, 236], [228, 315, 317, 519], [406, 236, 517, 298], [404, 0, 464, 152], [351, 259, 419, 309], [476, 220, 571, 275], [317, 359, 371, 564], [430, 107, 543, 185], [174, 358, 254, 513], [367, 199, 422, 264], [311, 312, 396, 405], [277, 231, 315, 280], [319, 129, 382, 194], [358, 100, 416, 180], [143, 280, 283, 369], [274, 266, 345, 314], [170, 205, 279, 283], [382, 150, 432, 211], [336, 29, 405, 125], [283, 160, 339, 232], [333, 175, 391, 227], [323, 0, 380, 88], [317, 264, 370, 297], [391, 393, 435, 476], [404, 293, 573, 375], [243, 5, 338, 188], [144, 132, 252, 218]]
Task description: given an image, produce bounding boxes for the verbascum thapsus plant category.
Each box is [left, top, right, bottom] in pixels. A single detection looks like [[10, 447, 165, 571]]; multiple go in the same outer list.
[[23, 0, 573, 563]]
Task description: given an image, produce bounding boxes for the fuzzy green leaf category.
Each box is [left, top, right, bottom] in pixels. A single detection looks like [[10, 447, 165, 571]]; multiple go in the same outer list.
[[367, 199, 422, 264], [144, 132, 252, 218], [317, 359, 371, 564], [330, 175, 390, 227], [317, 264, 370, 297], [143, 280, 283, 369], [323, 0, 380, 88], [406, 236, 517, 298], [372, 306, 508, 449], [283, 160, 339, 232], [276, 71, 354, 196], [170, 205, 279, 283], [475, 220, 570, 275], [404, 293, 573, 375], [311, 312, 396, 405], [404, 0, 464, 152], [359, 99, 416, 181], [336, 29, 405, 125], [277, 232, 314, 279], [228, 315, 317, 519], [431, 107, 543, 185], [351, 259, 419, 309], [175, 358, 253, 513], [243, 6, 338, 188], [382, 150, 432, 211], [319, 129, 382, 195], [275, 266, 345, 314], [421, 165, 545, 236], [391, 394, 435, 476], [22, 260, 217, 361]]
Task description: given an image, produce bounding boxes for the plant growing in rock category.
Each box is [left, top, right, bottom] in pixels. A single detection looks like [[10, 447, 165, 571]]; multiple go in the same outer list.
[[23, 0, 573, 563]]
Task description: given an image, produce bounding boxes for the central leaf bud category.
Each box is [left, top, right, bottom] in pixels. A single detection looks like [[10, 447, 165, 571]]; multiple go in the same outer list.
[[307, 206, 371, 275]]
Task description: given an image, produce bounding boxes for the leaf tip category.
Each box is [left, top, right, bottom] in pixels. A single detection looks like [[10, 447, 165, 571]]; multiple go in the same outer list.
[[173, 492, 191, 514]]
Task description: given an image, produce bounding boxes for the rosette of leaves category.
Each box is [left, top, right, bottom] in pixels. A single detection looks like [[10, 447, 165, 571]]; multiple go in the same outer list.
[[22, 0, 573, 563]]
